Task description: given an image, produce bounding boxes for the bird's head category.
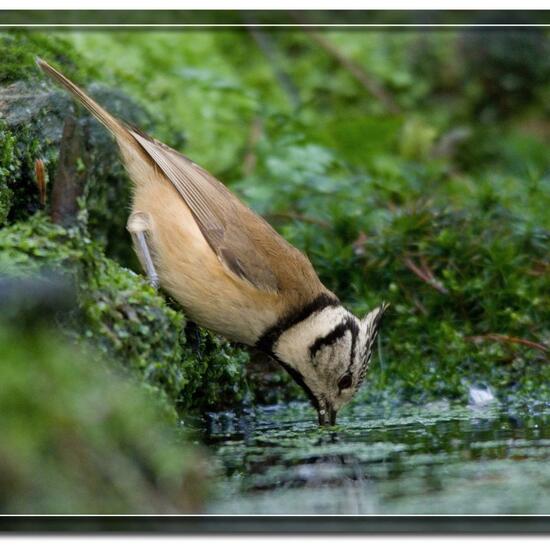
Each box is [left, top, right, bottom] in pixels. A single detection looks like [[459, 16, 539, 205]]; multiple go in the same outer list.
[[269, 301, 388, 426]]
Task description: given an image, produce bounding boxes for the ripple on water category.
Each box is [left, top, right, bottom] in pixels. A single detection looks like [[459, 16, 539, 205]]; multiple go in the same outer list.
[[205, 399, 550, 514]]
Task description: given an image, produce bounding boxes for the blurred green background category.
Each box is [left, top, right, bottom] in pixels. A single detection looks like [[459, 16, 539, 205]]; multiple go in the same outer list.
[[0, 27, 549, 513]]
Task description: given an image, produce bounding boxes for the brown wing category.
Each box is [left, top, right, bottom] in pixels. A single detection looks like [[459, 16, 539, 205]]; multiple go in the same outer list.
[[35, 58, 326, 299], [129, 129, 325, 297]]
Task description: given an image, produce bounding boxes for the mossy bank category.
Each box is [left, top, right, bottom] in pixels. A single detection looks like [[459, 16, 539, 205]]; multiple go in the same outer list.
[[0, 31, 250, 512], [0, 317, 209, 514], [0, 31, 251, 417]]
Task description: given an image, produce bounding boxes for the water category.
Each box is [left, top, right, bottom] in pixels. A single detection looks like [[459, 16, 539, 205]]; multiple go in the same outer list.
[[203, 398, 550, 514]]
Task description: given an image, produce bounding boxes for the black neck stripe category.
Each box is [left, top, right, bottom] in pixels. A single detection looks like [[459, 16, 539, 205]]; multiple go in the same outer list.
[[255, 293, 340, 354], [276, 357, 320, 410]]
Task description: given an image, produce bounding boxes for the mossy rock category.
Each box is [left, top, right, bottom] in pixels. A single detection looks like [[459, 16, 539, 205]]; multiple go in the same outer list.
[[0, 213, 251, 415], [0, 78, 152, 267], [0, 30, 171, 267]]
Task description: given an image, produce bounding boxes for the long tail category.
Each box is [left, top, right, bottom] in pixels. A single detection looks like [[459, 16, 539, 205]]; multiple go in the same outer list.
[[36, 57, 129, 140]]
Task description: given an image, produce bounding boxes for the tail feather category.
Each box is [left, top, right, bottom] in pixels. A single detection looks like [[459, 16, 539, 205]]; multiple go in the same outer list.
[[36, 57, 128, 140]]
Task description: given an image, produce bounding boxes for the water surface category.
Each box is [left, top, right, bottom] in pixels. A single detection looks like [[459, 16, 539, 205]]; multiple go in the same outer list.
[[204, 398, 550, 514]]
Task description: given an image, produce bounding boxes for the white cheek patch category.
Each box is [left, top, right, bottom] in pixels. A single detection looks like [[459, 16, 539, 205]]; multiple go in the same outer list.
[[314, 331, 352, 377], [314, 347, 332, 370], [273, 305, 350, 373]]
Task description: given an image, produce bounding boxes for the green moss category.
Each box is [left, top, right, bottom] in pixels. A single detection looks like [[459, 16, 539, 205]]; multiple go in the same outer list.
[[0, 214, 250, 415], [0, 212, 79, 272], [0, 121, 16, 225], [358, 205, 550, 402], [0, 30, 169, 267], [0, 321, 208, 513], [80, 250, 250, 413]]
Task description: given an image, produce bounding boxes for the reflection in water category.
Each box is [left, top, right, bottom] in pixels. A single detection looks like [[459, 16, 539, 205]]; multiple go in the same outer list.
[[204, 398, 550, 514]]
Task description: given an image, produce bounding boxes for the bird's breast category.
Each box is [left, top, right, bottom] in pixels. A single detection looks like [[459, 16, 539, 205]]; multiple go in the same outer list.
[[131, 179, 283, 345]]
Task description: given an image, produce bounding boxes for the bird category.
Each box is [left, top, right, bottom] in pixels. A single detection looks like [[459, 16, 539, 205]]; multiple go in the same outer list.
[[36, 57, 388, 426]]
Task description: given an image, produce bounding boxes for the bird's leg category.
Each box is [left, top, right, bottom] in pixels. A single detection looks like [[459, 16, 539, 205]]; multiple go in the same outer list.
[[134, 232, 160, 289], [127, 211, 160, 289]]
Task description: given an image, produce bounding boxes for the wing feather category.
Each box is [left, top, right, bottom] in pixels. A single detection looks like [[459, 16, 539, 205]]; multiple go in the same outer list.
[[37, 58, 327, 299], [130, 129, 284, 292]]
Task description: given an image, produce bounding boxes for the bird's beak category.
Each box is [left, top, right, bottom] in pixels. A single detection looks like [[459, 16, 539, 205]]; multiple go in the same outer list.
[[318, 406, 337, 426]]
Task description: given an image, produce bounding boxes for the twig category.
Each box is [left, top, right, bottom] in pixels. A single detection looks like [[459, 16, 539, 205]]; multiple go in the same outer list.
[[247, 27, 301, 109], [34, 159, 47, 207], [267, 212, 331, 229], [243, 116, 263, 177], [303, 29, 400, 115], [403, 256, 449, 295], [528, 260, 550, 277], [397, 282, 428, 316], [465, 334, 549, 355]]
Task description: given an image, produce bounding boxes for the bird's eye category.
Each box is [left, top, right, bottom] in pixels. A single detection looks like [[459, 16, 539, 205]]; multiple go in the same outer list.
[[338, 373, 353, 391]]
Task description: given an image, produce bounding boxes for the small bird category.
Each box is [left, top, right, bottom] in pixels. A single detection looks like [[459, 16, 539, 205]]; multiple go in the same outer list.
[[37, 58, 387, 426]]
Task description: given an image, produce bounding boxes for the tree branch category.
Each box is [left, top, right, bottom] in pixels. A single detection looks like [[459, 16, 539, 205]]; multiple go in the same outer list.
[[403, 256, 448, 295], [303, 29, 400, 114], [465, 333, 549, 355]]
